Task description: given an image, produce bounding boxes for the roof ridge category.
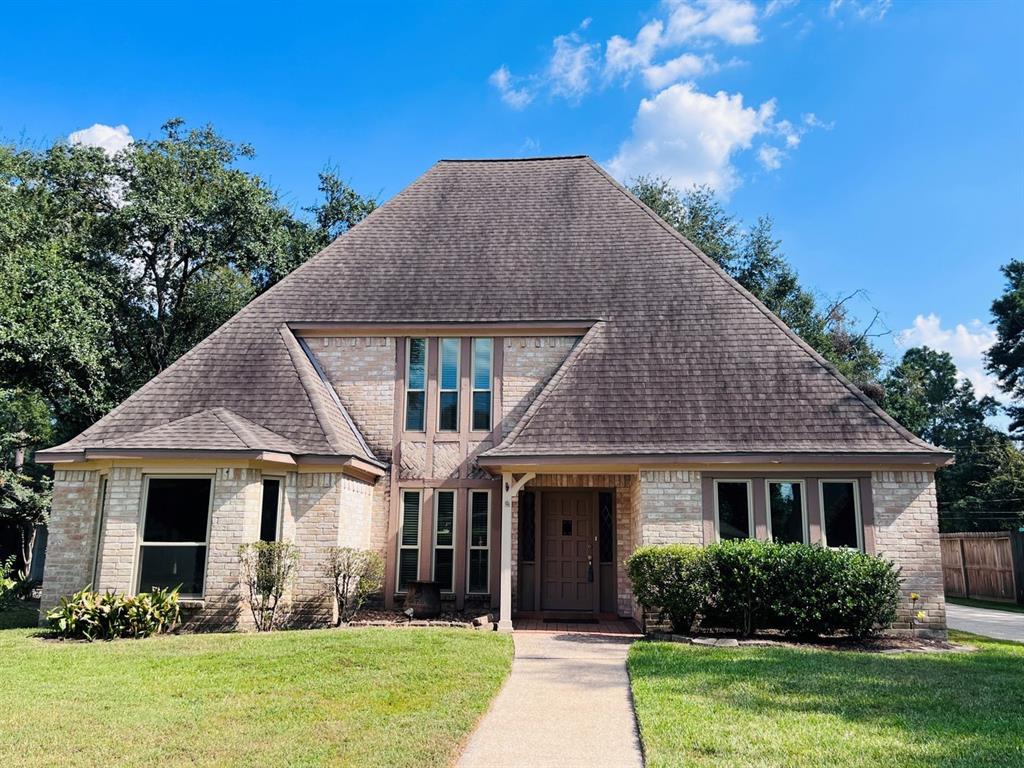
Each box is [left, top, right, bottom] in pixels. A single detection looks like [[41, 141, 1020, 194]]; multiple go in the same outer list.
[[492, 322, 604, 452], [438, 155, 589, 163], [279, 325, 350, 455], [208, 408, 255, 448], [580, 157, 945, 457]]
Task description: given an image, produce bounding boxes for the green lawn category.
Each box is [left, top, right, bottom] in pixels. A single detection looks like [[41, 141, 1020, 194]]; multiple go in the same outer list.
[[629, 632, 1024, 768], [947, 596, 1024, 614], [0, 622, 512, 768]]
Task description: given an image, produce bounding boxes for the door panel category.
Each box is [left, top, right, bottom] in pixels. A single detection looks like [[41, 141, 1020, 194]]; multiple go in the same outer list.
[[541, 492, 595, 611]]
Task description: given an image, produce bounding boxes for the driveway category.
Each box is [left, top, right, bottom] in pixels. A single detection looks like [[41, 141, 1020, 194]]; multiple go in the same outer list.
[[947, 602, 1024, 643], [457, 628, 644, 768]]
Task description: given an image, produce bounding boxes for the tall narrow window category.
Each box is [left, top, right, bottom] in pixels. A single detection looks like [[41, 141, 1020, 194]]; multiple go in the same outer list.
[[714, 480, 752, 540], [433, 490, 456, 592], [260, 478, 282, 542], [91, 475, 108, 587], [767, 480, 806, 544], [468, 490, 490, 593], [519, 492, 536, 563], [599, 491, 614, 564], [471, 338, 493, 431], [438, 338, 460, 432], [138, 477, 212, 597], [405, 338, 426, 432], [398, 490, 421, 592], [821, 480, 862, 550]]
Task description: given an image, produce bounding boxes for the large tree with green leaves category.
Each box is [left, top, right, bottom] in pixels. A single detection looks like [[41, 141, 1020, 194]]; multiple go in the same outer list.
[[986, 259, 1024, 435]]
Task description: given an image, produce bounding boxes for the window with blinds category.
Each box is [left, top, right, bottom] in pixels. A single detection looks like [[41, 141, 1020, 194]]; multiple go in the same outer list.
[[397, 490, 421, 592]]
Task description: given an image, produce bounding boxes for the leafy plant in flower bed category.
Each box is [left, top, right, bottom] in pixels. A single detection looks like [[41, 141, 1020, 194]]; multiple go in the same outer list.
[[625, 545, 707, 633], [46, 586, 180, 641]]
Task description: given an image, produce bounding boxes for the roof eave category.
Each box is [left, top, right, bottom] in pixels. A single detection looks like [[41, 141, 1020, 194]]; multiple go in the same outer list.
[[477, 450, 955, 470]]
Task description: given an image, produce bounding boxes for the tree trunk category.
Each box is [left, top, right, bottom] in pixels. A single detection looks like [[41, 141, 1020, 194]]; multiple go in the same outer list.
[[18, 522, 36, 581]]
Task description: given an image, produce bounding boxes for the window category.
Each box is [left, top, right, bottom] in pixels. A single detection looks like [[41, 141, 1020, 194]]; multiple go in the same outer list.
[[468, 490, 490, 593], [260, 478, 283, 542], [519, 492, 536, 563], [599, 492, 614, 564], [438, 338, 460, 431], [714, 480, 753, 540], [820, 480, 862, 550], [92, 475, 108, 587], [397, 490, 421, 592], [471, 338, 492, 431], [138, 477, 212, 597], [433, 490, 456, 592], [766, 480, 806, 544], [405, 338, 427, 432]]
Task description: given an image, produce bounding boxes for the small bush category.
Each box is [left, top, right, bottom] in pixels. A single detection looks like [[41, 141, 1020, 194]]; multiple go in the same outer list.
[[326, 547, 384, 624], [0, 555, 17, 611], [701, 539, 782, 637], [46, 587, 180, 641], [625, 544, 706, 633], [239, 541, 299, 632]]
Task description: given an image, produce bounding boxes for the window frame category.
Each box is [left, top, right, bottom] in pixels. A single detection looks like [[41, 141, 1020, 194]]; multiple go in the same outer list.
[[467, 489, 491, 594], [432, 489, 457, 593], [91, 474, 109, 587], [136, 474, 215, 599], [437, 337, 461, 433], [260, 476, 285, 543], [397, 489, 422, 593], [470, 338, 493, 432], [764, 479, 809, 545], [404, 337, 427, 432], [818, 478, 864, 551], [712, 479, 754, 542]]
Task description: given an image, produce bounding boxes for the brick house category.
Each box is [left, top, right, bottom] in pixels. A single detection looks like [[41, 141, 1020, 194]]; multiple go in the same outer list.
[[37, 156, 952, 634]]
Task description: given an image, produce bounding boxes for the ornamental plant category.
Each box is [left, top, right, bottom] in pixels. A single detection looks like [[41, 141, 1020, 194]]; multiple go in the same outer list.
[[625, 544, 706, 634], [326, 547, 384, 624], [239, 541, 299, 632], [46, 587, 180, 641]]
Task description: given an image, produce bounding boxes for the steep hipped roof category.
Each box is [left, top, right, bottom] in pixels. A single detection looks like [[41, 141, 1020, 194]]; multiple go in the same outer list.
[[39, 156, 949, 465]]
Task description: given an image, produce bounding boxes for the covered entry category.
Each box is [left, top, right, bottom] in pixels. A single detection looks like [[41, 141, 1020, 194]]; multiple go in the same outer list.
[[517, 488, 617, 615]]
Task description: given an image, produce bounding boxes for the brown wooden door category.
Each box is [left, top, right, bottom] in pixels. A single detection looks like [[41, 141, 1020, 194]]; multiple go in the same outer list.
[[542, 492, 596, 611]]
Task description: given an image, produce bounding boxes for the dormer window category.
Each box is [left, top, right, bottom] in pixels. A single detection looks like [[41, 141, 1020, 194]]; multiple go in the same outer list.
[[405, 338, 426, 432]]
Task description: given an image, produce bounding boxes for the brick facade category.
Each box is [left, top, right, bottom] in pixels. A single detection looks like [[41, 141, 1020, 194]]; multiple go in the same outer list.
[[39, 470, 101, 614], [636, 470, 703, 545], [501, 336, 578, 438]]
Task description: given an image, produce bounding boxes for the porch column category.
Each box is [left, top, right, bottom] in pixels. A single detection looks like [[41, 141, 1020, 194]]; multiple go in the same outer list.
[[498, 471, 534, 633]]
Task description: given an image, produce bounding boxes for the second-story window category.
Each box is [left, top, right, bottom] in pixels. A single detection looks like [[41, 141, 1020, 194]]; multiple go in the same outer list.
[[405, 338, 426, 432], [438, 338, 460, 431], [472, 338, 493, 431]]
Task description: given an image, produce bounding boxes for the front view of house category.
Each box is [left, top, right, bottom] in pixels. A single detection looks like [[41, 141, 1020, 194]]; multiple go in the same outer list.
[[37, 156, 952, 634]]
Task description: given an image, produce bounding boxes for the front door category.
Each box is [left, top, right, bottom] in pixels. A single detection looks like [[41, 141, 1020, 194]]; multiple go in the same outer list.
[[541, 492, 596, 611]]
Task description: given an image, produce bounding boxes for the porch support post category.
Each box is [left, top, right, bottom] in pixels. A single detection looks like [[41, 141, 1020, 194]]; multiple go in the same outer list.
[[498, 471, 535, 633]]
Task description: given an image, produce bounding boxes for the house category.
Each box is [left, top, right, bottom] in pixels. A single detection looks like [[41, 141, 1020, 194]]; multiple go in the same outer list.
[[36, 156, 952, 635]]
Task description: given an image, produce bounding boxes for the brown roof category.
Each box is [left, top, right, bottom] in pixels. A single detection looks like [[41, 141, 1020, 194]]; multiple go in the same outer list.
[[39, 156, 949, 465]]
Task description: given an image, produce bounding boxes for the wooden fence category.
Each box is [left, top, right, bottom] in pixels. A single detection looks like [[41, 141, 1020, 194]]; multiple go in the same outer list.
[[940, 531, 1024, 604]]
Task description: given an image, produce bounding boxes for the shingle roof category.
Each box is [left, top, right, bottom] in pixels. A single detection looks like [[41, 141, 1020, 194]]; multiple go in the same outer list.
[[41, 156, 948, 464]]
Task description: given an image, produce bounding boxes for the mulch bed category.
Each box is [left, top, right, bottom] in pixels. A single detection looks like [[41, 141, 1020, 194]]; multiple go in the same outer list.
[[344, 608, 492, 630], [649, 629, 976, 654]]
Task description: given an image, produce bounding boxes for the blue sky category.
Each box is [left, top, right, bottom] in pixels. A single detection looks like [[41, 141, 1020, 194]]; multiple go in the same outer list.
[[3, 0, 1022, 397]]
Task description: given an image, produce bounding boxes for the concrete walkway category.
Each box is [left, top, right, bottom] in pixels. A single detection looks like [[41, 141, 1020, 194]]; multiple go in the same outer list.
[[947, 602, 1024, 643], [457, 630, 644, 768]]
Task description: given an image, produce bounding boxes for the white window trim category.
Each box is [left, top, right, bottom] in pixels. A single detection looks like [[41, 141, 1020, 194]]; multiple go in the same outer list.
[[437, 338, 461, 432], [712, 479, 754, 542], [764, 479, 809, 545], [818, 479, 864, 551], [397, 489, 422, 593], [467, 489, 491, 594], [470, 338, 493, 433], [405, 337, 427, 432], [432, 489, 457, 593], [136, 474, 215, 599], [261, 476, 285, 542]]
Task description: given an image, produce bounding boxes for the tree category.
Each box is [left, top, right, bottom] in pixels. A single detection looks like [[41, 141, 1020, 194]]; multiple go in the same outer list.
[[629, 176, 885, 389], [987, 259, 1024, 435]]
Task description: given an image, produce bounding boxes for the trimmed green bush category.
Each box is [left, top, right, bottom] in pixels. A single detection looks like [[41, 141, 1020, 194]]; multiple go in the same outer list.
[[627, 541, 902, 640], [46, 587, 180, 641], [625, 544, 706, 633]]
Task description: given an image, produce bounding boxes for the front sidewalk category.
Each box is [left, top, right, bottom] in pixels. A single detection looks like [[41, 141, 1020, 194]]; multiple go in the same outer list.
[[457, 625, 644, 768], [947, 602, 1024, 642]]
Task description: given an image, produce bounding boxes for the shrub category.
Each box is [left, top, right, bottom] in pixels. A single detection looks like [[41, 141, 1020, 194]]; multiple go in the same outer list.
[[0, 555, 17, 611], [46, 587, 180, 641], [700, 539, 782, 637], [326, 547, 384, 624], [239, 541, 299, 632], [625, 544, 706, 633]]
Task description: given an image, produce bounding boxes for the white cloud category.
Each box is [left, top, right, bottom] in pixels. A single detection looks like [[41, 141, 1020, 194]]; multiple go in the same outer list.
[[68, 123, 133, 156], [605, 20, 665, 81], [802, 112, 835, 130], [897, 313, 1000, 398], [642, 52, 718, 89], [548, 32, 599, 101], [489, 65, 533, 109], [764, 0, 798, 17], [758, 145, 783, 170], [665, 0, 760, 45], [606, 82, 775, 196], [828, 0, 891, 22]]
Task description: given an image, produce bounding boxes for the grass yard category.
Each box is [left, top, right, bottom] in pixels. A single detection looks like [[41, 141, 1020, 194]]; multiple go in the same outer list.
[[0, 622, 512, 768], [947, 596, 1024, 614], [629, 631, 1024, 768]]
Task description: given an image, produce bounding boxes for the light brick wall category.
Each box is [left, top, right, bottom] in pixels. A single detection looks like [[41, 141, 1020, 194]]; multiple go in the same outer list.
[[637, 470, 704, 545], [308, 336, 395, 461], [501, 336, 578, 438], [39, 470, 101, 616], [872, 470, 947, 635], [95, 467, 144, 593]]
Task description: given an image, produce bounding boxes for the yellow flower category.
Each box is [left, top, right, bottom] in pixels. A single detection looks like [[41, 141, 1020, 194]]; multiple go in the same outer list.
[[915, 610, 926, 620], [910, 593, 920, 602]]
